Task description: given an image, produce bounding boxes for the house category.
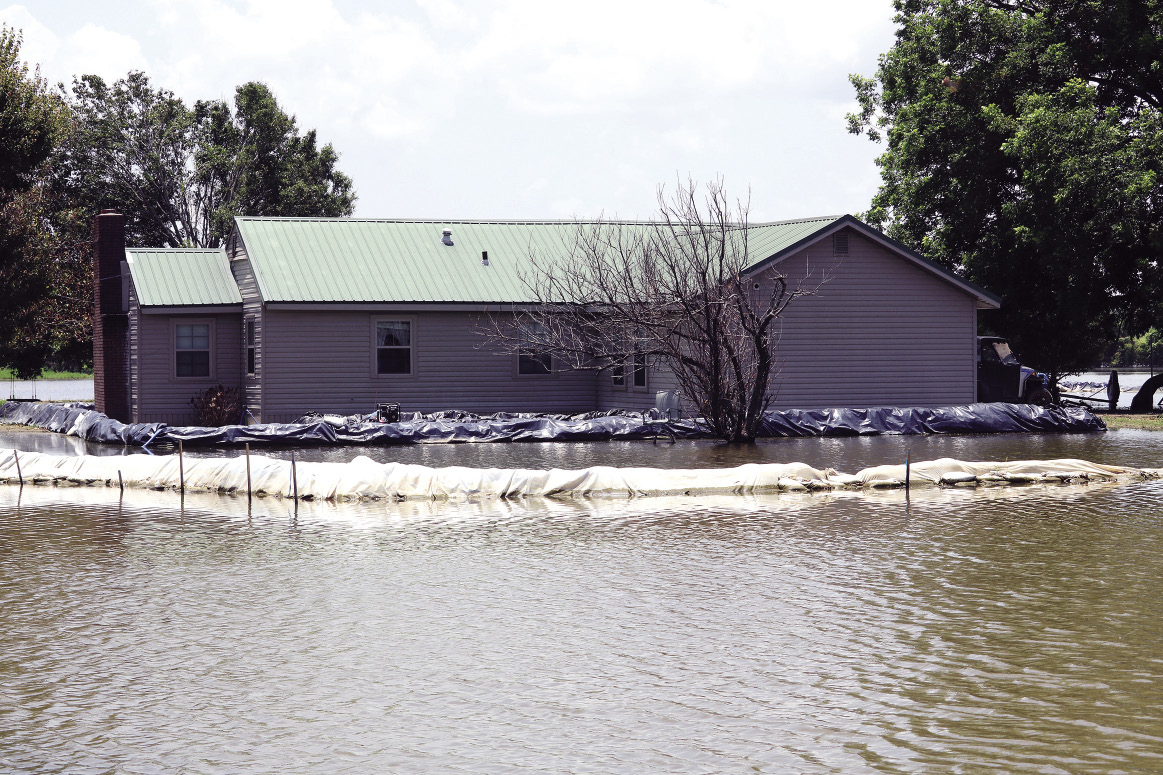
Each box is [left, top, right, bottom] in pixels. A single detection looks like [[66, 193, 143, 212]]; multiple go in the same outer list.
[[91, 211, 1000, 425]]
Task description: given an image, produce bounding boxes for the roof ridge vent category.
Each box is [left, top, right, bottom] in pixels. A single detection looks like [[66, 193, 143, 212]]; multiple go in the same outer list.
[[441, 228, 453, 246]]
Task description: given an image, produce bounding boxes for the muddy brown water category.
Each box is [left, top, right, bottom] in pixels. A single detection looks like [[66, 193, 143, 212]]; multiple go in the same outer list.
[[2, 427, 1162, 773]]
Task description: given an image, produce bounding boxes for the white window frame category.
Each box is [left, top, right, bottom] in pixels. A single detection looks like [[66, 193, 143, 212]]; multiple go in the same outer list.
[[171, 318, 215, 381], [371, 317, 415, 377]]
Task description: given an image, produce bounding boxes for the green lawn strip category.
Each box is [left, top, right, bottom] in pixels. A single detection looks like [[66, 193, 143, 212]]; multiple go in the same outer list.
[[1101, 413, 1163, 431], [0, 369, 93, 380]]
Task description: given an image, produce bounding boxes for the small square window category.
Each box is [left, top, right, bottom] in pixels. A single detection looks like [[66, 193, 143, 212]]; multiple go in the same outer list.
[[376, 320, 412, 375], [175, 323, 211, 378]]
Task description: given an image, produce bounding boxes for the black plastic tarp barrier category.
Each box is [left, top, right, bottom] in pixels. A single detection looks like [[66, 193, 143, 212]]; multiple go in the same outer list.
[[2, 400, 1106, 447], [756, 403, 1107, 436], [0, 401, 165, 445], [165, 414, 693, 446]]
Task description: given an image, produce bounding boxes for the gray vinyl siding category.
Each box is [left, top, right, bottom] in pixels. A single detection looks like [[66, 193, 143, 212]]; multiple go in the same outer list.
[[597, 229, 977, 414], [971, 306, 979, 402], [258, 309, 599, 422], [762, 229, 976, 409], [132, 312, 243, 425], [230, 256, 263, 420], [128, 281, 140, 421], [595, 356, 678, 413]]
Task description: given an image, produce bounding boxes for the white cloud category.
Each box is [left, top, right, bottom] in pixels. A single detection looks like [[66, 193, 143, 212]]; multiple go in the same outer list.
[[360, 99, 428, 141], [415, 0, 480, 28], [65, 24, 150, 80], [661, 127, 704, 153], [0, 5, 59, 70], [2, 5, 149, 85], [3, 0, 898, 219]]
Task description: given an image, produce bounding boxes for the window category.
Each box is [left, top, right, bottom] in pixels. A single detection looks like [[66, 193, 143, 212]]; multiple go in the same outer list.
[[518, 351, 552, 375], [612, 350, 647, 390], [376, 320, 412, 374], [632, 352, 648, 387], [245, 319, 256, 376], [517, 323, 552, 375], [175, 322, 211, 377]]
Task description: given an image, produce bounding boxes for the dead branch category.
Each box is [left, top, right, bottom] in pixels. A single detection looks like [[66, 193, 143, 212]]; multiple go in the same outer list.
[[478, 178, 824, 442]]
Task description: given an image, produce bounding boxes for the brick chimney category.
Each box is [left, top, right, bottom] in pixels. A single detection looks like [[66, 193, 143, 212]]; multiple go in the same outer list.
[[93, 210, 130, 422]]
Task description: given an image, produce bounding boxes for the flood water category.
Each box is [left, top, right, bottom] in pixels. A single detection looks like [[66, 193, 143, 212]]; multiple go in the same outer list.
[[3, 379, 93, 402], [2, 429, 1163, 773], [2, 370, 1156, 407]]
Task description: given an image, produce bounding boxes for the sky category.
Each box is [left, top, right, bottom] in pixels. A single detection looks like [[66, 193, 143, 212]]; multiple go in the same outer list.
[[3, 0, 899, 222]]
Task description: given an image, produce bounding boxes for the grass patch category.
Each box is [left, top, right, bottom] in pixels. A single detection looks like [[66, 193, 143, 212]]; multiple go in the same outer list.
[[0, 368, 92, 380], [1101, 413, 1163, 431]]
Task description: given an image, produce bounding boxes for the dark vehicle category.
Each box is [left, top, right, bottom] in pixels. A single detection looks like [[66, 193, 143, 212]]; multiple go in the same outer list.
[[977, 336, 1053, 405]]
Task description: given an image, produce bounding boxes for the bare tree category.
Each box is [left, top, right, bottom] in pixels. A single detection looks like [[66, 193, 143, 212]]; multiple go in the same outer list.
[[483, 179, 820, 443]]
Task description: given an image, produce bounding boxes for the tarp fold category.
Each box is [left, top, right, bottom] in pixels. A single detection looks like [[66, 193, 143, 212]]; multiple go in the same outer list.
[[1, 400, 1105, 448]]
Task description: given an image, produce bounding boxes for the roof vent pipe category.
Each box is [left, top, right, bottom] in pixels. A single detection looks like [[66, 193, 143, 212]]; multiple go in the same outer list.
[[482, 251, 489, 266], [441, 228, 453, 246]]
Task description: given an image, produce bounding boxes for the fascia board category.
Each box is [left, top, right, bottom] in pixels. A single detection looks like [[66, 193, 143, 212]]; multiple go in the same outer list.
[[262, 301, 550, 312], [139, 304, 243, 314]]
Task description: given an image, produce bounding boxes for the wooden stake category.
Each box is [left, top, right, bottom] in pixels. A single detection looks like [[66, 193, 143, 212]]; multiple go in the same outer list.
[[13, 450, 22, 486], [178, 439, 185, 494], [245, 443, 252, 503], [905, 450, 911, 491], [291, 452, 298, 502], [117, 470, 124, 493]]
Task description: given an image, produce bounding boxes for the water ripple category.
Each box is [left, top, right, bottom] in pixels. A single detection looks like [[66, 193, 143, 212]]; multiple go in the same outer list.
[[2, 464, 1162, 773]]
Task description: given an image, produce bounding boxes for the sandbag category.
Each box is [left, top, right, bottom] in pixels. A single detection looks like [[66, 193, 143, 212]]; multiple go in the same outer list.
[[2, 448, 1154, 502]]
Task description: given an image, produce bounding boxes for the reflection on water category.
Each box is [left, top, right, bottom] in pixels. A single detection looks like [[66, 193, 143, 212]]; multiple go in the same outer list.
[[2, 458, 1163, 773]]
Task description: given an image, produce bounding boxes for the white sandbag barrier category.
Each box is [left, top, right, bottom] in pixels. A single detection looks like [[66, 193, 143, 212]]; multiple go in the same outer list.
[[1, 448, 1158, 502]]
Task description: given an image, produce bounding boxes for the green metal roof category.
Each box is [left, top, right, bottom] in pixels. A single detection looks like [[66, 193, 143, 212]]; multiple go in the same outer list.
[[125, 248, 243, 307], [233, 215, 846, 304]]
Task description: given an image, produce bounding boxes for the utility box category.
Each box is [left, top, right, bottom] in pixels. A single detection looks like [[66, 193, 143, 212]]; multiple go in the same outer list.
[[376, 402, 401, 424]]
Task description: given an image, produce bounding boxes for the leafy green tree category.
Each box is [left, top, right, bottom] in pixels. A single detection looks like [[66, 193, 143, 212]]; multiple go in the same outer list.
[[0, 25, 79, 379], [55, 73, 357, 248], [1109, 327, 1163, 368], [848, 0, 1163, 384]]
